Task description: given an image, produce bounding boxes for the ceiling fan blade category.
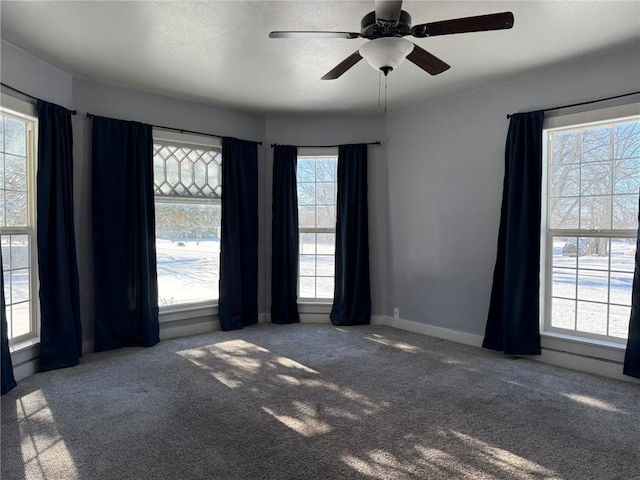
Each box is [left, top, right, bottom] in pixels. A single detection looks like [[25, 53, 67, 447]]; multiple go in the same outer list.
[[411, 11, 514, 38], [406, 44, 450, 75], [375, 0, 403, 23], [321, 51, 363, 80], [269, 31, 361, 39]]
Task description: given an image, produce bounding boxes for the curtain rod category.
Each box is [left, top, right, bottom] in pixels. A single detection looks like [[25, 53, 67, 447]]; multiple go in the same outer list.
[[270, 141, 381, 148], [506, 91, 640, 119], [1, 82, 77, 115], [86, 112, 263, 145]]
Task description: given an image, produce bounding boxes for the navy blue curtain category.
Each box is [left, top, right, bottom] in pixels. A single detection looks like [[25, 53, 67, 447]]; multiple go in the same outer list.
[[271, 146, 300, 324], [330, 144, 371, 326], [483, 111, 544, 355], [219, 137, 259, 331], [91, 116, 159, 351], [36, 100, 82, 371], [624, 206, 640, 378], [1, 249, 16, 395]]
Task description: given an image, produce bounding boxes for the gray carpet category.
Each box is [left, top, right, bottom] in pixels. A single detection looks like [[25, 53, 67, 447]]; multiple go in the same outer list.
[[1, 324, 639, 479]]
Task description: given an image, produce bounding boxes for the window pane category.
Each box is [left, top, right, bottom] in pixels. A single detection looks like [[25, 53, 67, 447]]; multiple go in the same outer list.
[[297, 183, 315, 205], [609, 271, 633, 306], [316, 277, 334, 299], [300, 233, 316, 255], [5, 154, 27, 192], [610, 238, 636, 272], [316, 158, 337, 181], [4, 117, 26, 156], [580, 162, 611, 196], [551, 298, 576, 330], [551, 130, 580, 165], [550, 198, 579, 229], [316, 255, 334, 277], [299, 255, 315, 276], [582, 126, 612, 163], [579, 196, 611, 229], [551, 164, 579, 197], [317, 233, 335, 254], [11, 301, 30, 338], [577, 269, 608, 303], [5, 191, 27, 226], [552, 268, 576, 299], [298, 206, 315, 229], [613, 159, 640, 194], [155, 202, 220, 305], [576, 301, 608, 335], [10, 235, 29, 269], [612, 195, 638, 230], [316, 182, 335, 205], [577, 238, 609, 271], [553, 237, 577, 267], [609, 305, 630, 339], [10, 269, 29, 303], [299, 277, 315, 298], [297, 159, 315, 182], [207, 163, 220, 191], [316, 205, 335, 228], [614, 121, 640, 159]]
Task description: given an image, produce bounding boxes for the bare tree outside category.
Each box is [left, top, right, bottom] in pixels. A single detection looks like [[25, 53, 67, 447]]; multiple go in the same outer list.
[[547, 117, 639, 340], [153, 143, 222, 305]]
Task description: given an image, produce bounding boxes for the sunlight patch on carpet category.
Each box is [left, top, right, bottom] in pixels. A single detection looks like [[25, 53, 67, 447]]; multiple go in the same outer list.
[[15, 390, 79, 480], [364, 334, 424, 353], [262, 403, 333, 437], [562, 393, 627, 413], [178, 339, 390, 437]]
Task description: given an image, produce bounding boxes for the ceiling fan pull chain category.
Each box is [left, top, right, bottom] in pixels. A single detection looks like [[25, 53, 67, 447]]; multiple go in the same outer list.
[[378, 70, 382, 112], [384, 74, 388, 114]]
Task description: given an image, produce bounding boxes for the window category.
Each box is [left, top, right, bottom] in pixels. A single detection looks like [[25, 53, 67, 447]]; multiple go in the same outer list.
[[542, 104, 640, 344], [153, 130, 221, 308], [1, 103, 38, 344], [297, 149, 338, 301]]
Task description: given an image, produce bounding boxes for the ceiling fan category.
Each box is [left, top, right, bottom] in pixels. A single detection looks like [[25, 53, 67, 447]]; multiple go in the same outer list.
[[269, 0, 514, 80]]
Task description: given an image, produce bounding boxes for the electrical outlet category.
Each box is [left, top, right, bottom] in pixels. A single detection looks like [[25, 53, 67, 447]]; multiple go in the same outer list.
[[393, 307, 400, 319]]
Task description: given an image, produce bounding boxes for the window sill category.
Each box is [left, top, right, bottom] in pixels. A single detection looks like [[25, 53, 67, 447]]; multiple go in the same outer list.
[[160, 303, 218, 323], [9, 336, 40, 354], [540, 331, 626, 364]]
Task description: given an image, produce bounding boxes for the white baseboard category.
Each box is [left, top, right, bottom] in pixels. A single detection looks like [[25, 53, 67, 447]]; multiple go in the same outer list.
[[375, 316, 638, 383], [10, 313, 638, 385], [373, 316, 484, 348]]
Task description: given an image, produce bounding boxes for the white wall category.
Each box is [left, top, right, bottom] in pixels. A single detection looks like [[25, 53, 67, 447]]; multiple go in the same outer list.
[[1, 40, 73, 108], [265, 114, 388, 316], [386, 41, 640, 337]]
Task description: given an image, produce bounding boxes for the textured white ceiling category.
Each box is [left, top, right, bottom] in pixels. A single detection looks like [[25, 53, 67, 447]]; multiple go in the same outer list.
[[1, 1, 639, 115]]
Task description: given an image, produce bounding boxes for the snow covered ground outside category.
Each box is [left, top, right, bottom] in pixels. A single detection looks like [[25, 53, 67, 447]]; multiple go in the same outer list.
[[3, 237, 636, 342], [156, 238, 219, 306], [550, 238, 634, 338]]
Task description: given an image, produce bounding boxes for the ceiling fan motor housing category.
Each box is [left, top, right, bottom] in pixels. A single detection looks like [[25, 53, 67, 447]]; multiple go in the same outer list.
[[361, 10, 412, 38]]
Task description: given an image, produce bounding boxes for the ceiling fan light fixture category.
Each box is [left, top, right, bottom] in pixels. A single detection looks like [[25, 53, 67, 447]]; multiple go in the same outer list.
[[359, 37, 414, 75]]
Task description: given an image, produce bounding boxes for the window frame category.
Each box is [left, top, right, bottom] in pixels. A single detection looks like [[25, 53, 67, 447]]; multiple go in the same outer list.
[[0, 94, 39, 345], [297, 147, 338, 303], [152, 128, 222, 312], [540, 103, 640, 345]]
